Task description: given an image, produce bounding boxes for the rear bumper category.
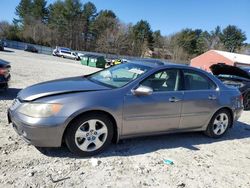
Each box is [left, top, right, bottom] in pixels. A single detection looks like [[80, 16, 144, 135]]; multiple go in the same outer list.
[[8, 109, 66, 147]]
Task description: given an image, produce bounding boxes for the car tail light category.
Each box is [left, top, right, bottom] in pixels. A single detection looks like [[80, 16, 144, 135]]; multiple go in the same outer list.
[[0, 68, 6, 75], [240, 94, 244, 104]]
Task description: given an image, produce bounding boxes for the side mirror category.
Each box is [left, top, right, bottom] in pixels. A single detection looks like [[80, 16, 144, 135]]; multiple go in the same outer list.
[[132, 85, 153, 96]]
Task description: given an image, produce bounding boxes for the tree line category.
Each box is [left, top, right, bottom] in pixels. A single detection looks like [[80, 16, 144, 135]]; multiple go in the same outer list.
[[0, 0, 248, 62]]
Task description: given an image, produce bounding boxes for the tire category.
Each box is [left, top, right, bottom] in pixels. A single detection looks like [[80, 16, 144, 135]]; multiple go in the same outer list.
[[204, 109, 232, 138], [65, 113, 114, 157], [2, 83, 8, 91], [243, 92, 250, 110]]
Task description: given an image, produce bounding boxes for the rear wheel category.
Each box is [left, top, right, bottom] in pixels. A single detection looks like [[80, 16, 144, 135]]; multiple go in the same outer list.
[[243, 92, 250, 110], [2, 83, 8, 91], [204, 109, 232, 138], [65, 114, 114, 157]]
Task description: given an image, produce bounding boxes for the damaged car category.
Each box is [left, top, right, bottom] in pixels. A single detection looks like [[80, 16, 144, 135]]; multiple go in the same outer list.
[[8, 61, 243, 157], [210, 63, 250, 110]]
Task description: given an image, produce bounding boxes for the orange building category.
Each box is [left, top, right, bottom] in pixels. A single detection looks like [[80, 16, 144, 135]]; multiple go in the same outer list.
[[190, 50, 250, 72]]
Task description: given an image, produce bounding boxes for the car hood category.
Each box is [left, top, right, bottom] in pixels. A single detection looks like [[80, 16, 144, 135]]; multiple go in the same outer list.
[[0, 59, 11, 68], [18, 76, 110, 101], [210, 64, 250, 79]]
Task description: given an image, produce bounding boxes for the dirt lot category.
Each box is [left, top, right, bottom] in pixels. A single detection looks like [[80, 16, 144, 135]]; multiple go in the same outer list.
[[0, 48, 250, 188]]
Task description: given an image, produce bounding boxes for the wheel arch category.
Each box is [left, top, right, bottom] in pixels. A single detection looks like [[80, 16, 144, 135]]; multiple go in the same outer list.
[[242, 89, 250, 110], [212, 107, 234, 127], [62, 110, 119, 145]]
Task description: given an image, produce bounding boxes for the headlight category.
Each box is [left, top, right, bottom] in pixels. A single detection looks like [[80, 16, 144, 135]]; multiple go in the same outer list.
[[18, 103, 63, 118]]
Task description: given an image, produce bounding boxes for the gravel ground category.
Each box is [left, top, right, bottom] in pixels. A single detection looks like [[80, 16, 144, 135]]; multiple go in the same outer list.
[[0, 48, 250, 188]]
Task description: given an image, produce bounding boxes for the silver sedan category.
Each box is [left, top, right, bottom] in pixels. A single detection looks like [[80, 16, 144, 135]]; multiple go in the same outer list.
[[8, 61, 243, 156]]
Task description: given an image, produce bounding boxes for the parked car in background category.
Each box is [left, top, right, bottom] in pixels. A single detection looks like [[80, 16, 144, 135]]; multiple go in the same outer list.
[[24, 45, 38, 53], [52, 47, 69, 56], [8, 61, 243, 156], [0, 40, 4, 51], [210, 63, 250, 110], [0, 59, 11, 90], [105, 58, 129, 68], [53, 47, 80, 60]]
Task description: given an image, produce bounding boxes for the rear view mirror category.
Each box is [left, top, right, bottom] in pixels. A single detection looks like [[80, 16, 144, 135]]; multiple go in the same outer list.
[[132, 85, 153, 96]]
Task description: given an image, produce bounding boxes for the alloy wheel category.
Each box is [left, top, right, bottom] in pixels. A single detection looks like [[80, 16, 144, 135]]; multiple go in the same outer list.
[[212, 113, 229, 135], [74, 119, 108, 152]]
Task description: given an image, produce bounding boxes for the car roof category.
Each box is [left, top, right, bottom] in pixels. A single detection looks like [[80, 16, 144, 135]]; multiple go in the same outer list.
[[59, 47, 71, 51], [130, 59, 189, 68]]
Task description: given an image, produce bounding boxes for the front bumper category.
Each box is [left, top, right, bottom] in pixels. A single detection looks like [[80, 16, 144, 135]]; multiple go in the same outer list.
[[8, 109, 67, 147]]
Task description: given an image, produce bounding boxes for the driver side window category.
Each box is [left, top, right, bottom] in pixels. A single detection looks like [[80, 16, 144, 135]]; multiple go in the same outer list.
[[141, 69, 180, 92]]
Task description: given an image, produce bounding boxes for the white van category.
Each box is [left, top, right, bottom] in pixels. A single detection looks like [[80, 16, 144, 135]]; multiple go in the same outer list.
[[53, 47, 80, 60]]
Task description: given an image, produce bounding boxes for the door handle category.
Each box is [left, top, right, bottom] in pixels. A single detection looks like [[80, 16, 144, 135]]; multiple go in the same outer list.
[[208, 95, 217, 100], [169, 97, 181, 102]]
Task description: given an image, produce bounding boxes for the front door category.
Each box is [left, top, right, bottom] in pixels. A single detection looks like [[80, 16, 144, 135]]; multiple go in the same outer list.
[[123, 69, 183, 136]]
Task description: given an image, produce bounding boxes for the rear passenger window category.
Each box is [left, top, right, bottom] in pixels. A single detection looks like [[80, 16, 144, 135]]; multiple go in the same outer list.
[[183, 70, 216, 90]]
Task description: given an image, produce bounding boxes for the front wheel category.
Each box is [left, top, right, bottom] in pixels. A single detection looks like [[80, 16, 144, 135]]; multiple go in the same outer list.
[[65, 114, 114, 157], [204, 109, 232, 138]]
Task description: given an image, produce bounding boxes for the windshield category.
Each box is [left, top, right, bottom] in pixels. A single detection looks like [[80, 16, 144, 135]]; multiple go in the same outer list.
[[88, 63, 152, 88]]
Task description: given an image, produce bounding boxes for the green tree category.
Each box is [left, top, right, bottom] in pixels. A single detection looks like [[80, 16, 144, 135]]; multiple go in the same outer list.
[[48, 0, 83, 48], [0, 21, 20, 41], [93, 10, 117, 34], [131, 20, 153, 56], [210, 26, 222, 49], [82, 2, 97, 50], [92, 10, 117, 51], [14, 0, 33, 25], [48, 1, 67, 46], [32, 0, 49, 22], [64, 0, 82, 48], [220, 25, 246, 52], [195, 26, 224, 54], [176, 28, 202, 56], [153, 30, 164, 49]]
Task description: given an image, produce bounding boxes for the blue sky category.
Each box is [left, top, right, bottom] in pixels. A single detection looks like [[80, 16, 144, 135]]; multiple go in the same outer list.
[[0, 0, 249, 42]]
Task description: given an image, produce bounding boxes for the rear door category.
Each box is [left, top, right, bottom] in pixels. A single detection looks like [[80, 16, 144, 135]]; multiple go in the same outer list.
[[180, 69, 219, 129]]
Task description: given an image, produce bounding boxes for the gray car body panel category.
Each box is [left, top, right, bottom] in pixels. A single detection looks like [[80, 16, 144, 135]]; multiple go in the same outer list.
[[18, 76, 110, 101], [8, 62, 243, 147]]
